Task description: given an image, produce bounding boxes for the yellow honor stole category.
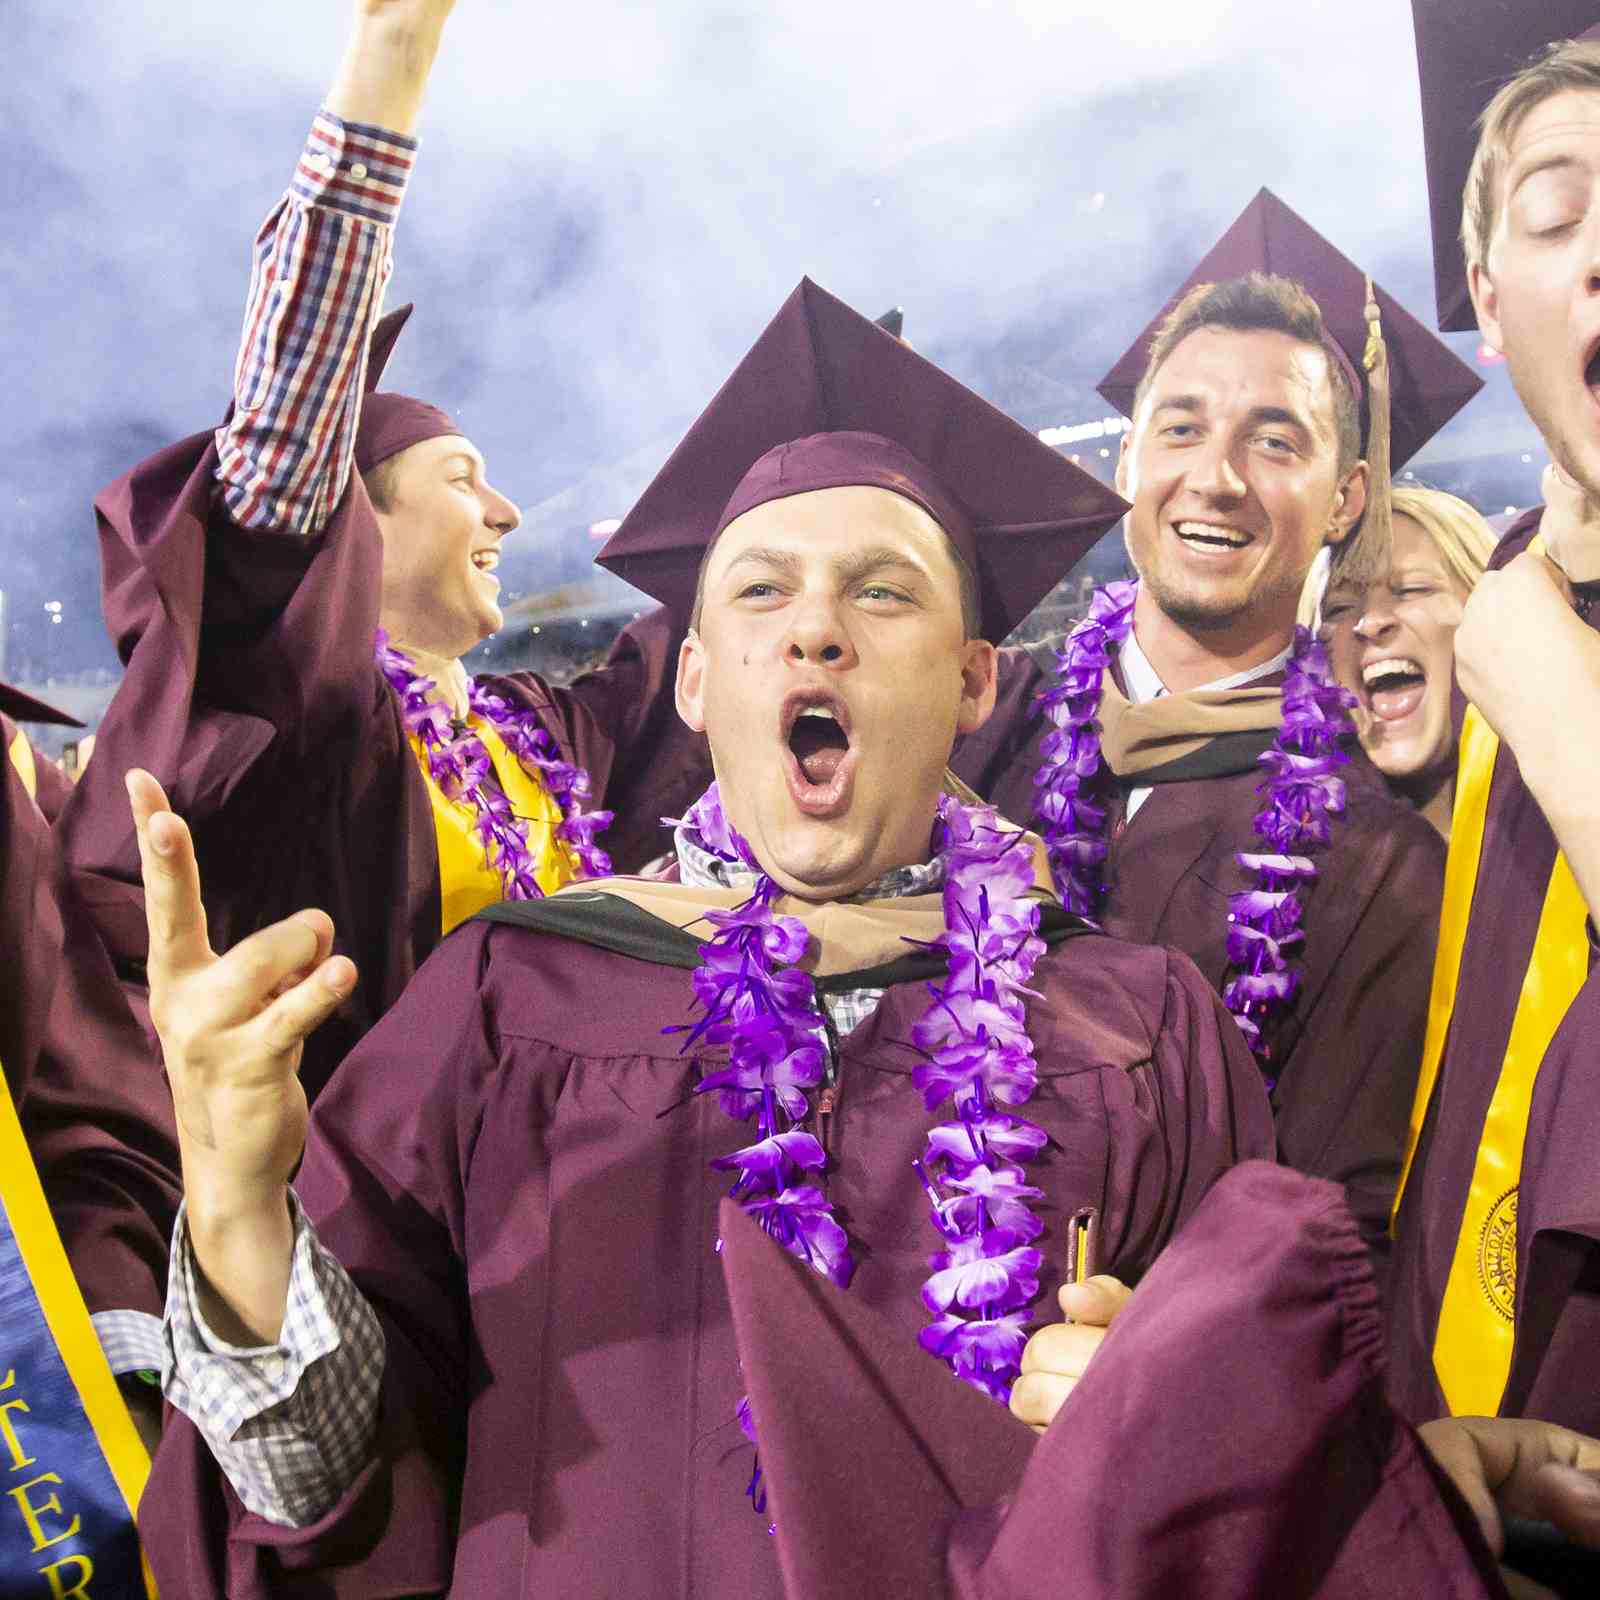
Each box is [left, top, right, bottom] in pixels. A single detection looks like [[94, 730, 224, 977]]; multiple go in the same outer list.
[[0, 1065, 156, 1596], [410, 717, 581, 935], [7, 726, 38, 801], [1393, 637, 1590, 1415]]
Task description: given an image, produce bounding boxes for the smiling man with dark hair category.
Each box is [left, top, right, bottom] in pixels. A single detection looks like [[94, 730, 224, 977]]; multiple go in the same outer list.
[[953, 191, 1481, 1275]]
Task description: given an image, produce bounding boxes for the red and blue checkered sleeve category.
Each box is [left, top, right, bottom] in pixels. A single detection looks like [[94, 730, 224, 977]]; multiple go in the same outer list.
[[216, 110, 418, 537]]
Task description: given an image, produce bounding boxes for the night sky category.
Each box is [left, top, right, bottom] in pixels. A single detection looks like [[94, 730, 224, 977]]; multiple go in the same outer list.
[[2, 0, 1543, 689]]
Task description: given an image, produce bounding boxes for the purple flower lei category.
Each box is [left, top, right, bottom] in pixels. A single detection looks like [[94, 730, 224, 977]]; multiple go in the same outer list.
[[909, 800, 1048, 1403], [1030, 582, 1356, 1081], [672, 782, 1050, 1514], [376, 631, 613, 897]]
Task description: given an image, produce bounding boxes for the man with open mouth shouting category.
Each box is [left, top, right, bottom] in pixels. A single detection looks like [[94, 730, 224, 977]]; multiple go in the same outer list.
[[53, 0, 713, 1112], [953, 191, 1480, 1279], [127, 278, 1278, 1596], [1387, 2, 1600, 1450]]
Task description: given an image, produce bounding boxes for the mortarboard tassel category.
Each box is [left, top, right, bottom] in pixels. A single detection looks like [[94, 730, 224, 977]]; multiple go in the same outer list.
[[1338, 274, 1394, 589]]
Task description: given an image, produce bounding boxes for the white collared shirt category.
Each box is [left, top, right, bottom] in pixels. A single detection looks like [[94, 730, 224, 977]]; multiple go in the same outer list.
[[1118, 630, 1292, 822]]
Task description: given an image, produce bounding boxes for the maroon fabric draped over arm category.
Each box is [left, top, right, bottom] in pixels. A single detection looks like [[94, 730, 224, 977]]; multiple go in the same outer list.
[[722, 1163, 1503, 1600]]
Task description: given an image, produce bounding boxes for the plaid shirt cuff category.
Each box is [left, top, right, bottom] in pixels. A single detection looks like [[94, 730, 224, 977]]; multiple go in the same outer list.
[[92, 1310, 165, 1378], [291, 109, 417, 227], [162, 1192, 386, 1527]]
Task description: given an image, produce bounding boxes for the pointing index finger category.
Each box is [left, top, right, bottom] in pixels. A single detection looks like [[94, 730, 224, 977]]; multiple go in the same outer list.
[[127, 768, 214, 980]]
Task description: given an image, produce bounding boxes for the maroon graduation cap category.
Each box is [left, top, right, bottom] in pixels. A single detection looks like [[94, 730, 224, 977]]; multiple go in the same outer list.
[[596, 278, 1129, 643], [0, 682, 83, 728], [353, 303, 463, 475], [719, 1163, 1502, 1599], [1410, 1, 1600, 332], [1096, 188, 1482, 473], [1096, 190, 1484, 584]]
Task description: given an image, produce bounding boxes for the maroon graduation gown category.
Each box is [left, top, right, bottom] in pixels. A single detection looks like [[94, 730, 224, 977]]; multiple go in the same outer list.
[[951, 647, 1446, 1271], [1388, 508, 1600, 1433], [2, 728, 180, 1319], [56, 431, 714, 1103], [137, 891, 1274, 1597]]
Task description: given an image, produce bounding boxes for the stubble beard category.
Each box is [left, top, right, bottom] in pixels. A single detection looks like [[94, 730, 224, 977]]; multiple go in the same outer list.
[[1138, 555, 1309, 638]]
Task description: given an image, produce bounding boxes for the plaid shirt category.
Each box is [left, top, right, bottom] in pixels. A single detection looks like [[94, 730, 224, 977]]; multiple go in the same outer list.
[[161, 826, 943, 1527], [215, 111, 417, 537], [162, 1194, 386, 1525]]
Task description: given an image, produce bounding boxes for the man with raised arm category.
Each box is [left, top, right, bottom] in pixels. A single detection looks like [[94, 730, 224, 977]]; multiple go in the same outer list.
[[1386, 6, 1600, 1440], [952, 193, 1478, 1272], [129, 279, 1281, 1595], [57, 0, 711, 1105]]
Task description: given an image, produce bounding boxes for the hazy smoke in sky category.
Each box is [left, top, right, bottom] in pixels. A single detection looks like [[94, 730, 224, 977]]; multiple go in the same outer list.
[[2, 0, 1533, 674]]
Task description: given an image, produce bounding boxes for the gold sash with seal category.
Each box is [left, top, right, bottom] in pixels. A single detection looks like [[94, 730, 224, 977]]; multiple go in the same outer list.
[[1392, 540, 1590, 1415]]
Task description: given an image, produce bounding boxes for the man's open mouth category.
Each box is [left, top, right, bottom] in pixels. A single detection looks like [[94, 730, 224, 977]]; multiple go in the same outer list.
[[1362, 656, 1426, 723], [1584, 333, 1600, 405], [471, 547, 501, 588], [780, 689, 856, 817]]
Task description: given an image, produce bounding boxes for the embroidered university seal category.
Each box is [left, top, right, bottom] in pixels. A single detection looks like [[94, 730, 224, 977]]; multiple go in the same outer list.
[[1477, 1187, 1518, 1323]]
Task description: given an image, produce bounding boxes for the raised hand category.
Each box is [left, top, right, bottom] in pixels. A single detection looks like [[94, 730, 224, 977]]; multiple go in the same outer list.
[[328, 0, 458, 136], [129, 768, 355, 1342]]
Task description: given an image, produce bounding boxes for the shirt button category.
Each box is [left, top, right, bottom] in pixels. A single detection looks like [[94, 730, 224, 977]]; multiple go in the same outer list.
[[259, 1354, 286, 1384], [316, 152, 335, 174], [350, 162, 369, 180]]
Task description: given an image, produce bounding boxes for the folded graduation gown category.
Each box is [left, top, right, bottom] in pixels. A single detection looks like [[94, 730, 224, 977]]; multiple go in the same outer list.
[[951, 647, 1447, 1273], [56, 430, 714, 1103], [135, 889, 1273, 1596], [722, 1161, 1506, 1600], [2, 729, 180, 1320]]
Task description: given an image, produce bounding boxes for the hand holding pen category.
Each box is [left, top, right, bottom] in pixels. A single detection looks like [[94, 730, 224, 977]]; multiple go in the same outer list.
[[1009, 1208, 1133, 1435]]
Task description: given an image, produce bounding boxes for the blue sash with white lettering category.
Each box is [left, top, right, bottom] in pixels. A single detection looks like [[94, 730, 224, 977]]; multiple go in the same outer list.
[[0, 1064, 154, 1597]]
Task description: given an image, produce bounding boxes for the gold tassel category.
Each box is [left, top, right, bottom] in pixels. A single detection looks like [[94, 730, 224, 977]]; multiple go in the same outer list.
[[1336, 274, 1394, 588]]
